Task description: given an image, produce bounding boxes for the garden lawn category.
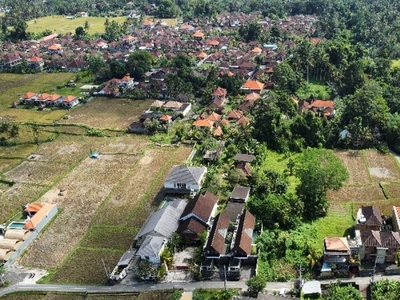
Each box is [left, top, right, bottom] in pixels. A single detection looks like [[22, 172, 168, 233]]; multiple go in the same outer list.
[[312, 206, 354, 249], [27, 16, 127, 35]]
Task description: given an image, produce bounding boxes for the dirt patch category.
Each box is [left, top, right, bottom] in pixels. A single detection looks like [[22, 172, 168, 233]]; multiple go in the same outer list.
[[4, 161, 68, 185], [334, 150, 370, 185], [365, 150, 400, 182], [328, 184, 385, 202], [369, 167, 391, 179], [139, 155, 153, 165]]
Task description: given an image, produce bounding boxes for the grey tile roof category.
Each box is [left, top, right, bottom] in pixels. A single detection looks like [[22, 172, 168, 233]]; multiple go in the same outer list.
[[135, 199, 187, 240], [137, 235, 166, 258], [164, 165, 207, 186], [117, 250, 135, 266], [230, 186, 250, 201]]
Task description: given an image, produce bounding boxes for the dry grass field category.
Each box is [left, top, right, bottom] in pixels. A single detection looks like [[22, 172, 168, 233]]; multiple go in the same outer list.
[[27, 16, 127, 35], [58, 98, 153, 130], [47, 146, 192, 284]]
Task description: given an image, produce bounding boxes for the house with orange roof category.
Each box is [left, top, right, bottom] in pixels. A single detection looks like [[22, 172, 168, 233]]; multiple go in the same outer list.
[[251, 47, 262, 54], [47, 43, 63, 54], [209, 86, 228, 112], [193, 119, 214, 128], [207, 40, 219, 47], [309, 100, 335, 117], [323, 237, 351, 264], [193, 31, 204, 40], [213, 126, 223, 137], [45, 94, 63, 106], [142, 20, 154, 28], [237, 116, 250, 127], [240, 80, 264, 94], [27, 56, 44, 70], [20, 92, 38, 105], [197, 52, 207, 59], [62, 95, 79, 108], [35, 93, 50, 106], [227, 109, 244, 120], [123, 35, 136, 45], [119, 73, 135, 89], [207, 112, 222, 122]]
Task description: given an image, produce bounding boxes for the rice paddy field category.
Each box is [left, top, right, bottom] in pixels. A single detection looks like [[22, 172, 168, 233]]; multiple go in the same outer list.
[[27, 16, 127, 35], [0, 73, 193, 284]]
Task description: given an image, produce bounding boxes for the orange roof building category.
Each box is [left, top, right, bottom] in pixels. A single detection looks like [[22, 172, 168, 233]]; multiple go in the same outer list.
[[208, 40, 219, 46], [63, 95, 77, 103], [310, 100, 334, 109], [197, 52, 207, 59], [193, 31, 204, 39], [193, 119, 214, 128], [48, 44, 62, 51], [251, 47, 262, 54], [23, 203, 57, 231], [37, 93, 50, 101], [213, 126, 223, 137], [22, 92, 37, 100], [207, 112, 222, 122], [241, 80, 264, 93]]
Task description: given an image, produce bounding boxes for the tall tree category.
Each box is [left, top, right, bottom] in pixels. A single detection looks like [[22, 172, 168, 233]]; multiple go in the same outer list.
[[126, 51, 155, 80], [295, 148, 348, 220]]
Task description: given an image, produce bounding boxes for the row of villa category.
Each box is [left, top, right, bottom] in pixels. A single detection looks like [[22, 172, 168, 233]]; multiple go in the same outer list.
[[110, 161, 257, 281], [19, 92, 80, 109]]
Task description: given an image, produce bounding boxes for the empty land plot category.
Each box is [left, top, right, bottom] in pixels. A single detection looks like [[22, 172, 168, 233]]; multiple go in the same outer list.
[[0, 144, 38, 159], [49, 248, 123, 284], [365, 150, 400, 182], [0, 158, 22, 173], [20, 154, 139, 269], [4, 161, 69, 185], [80, 226, 139, 250], [93, 146, 191, 227], [27, 16, 127, 35], [334, 150, 370, 185], [327, 184, 384, 203], [0, 183, 50, 221], [381, 182, 400, 199], [58, 98, 152, 130]]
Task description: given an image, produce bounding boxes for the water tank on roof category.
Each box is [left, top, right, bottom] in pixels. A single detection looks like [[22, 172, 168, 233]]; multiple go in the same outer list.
[[359, 214, 366, 224]]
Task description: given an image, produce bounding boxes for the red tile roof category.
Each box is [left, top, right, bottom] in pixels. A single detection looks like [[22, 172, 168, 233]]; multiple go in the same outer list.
[[193, 119, 214, 127], [310, 100, 334, 109], [241, 80, 264, 91], [22, 92, 36, 99], [24, 203, 56, 230]]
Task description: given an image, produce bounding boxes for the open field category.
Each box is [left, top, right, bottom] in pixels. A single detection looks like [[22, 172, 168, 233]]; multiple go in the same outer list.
[[20, 153, 140, 269], [0, 73, 76, 123], [333, 150, 371, 185], [58, 98, 153, 130], [27, 16, 127, 35], [48, 146, 192, 284]]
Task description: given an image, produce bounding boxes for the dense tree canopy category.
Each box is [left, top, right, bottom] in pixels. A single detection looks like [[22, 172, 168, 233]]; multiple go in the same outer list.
[[295, 148, 348, 220]]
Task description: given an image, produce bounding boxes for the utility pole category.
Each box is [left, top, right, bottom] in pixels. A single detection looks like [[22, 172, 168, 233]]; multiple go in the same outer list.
[[223, 265, 227, 291], [297, 263, 305, 288]]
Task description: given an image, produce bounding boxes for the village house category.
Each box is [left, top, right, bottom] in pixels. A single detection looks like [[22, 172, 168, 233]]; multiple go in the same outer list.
[[177, 190, 218, 244], [164, 165, 207, 195], [240, 80, 264, 94], [134, 199, 187, 263], [355, 206, 383, 231], [27, 56, 44, 70]]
